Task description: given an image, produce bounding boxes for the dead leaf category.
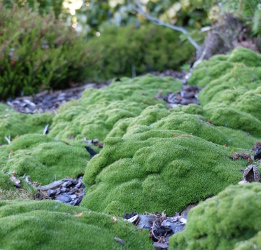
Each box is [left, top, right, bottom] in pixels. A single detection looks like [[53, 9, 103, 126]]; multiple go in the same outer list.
[[8, 149, 13, 159], [75, 212, 83, 218], [12, 135, 18, 141]]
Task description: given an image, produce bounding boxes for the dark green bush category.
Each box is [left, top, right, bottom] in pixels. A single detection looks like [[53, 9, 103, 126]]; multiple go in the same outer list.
[[3, 0, 64, 18], [85, 24, 195, 81], [0, 2, 95, 100]]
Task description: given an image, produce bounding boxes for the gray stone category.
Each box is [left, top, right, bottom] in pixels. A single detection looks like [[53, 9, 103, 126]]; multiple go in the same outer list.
[[70, 194, 77, 199], [62, 181, 72, 188], [56, 194, 72, 203], [48, 189, 56, 197]]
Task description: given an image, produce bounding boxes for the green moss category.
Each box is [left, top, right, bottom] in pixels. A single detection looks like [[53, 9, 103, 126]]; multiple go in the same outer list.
[[203, 103, 261, 137], [49, 75, 182, 141], [81, 104, 259, 215], [198, 66, 261, 105], [0, 46, 261, 248], [188, 47, 261, 89], [0, 200, 153, 249], [0, 134, 89, 185], [0, 171, 16, 191], [169, 184, 261, 250], [0, 106, 53, 144]]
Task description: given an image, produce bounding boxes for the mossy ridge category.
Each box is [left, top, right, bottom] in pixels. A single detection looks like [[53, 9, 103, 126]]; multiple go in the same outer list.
[[0, 134, 89, 185], [0, 200, 153, 250], [0, 104, 53, 144], [81, 103, 260, 215], [198, 66, 261, 105], [49, 75, 182, 141], [188, 47, 261, 106], [169, 184, 261, 250], [188, 47, 261, 88], [49, 101, 144, 141]]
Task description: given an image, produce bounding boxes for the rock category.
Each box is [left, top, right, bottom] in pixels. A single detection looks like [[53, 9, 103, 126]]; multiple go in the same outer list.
[[60, 187, 69, 193], [70, 194, 77, 199], [62, 181, 73, 188], [136, 215, 156, 229], [48, 189, 56, 197], [254, 147, 261, 160], [72, 180, 78, 185], [69, 198, 81, 206], [243, 165, 260, 182], [56, 194, 72, 203]]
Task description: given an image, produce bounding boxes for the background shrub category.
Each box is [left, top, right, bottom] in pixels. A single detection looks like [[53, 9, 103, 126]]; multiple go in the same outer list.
[[85, 24, 195, 82], [0, 2, 95, 100]]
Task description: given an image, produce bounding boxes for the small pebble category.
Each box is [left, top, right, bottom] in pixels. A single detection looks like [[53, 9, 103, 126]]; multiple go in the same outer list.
[[48, 189, 57, 197], [56, 194, 72, 203], [62, 181, 72, 188]]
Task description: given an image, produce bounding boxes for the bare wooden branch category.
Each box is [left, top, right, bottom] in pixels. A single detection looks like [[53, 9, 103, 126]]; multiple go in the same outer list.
[[4, 135, 10, 144], [132, 0, 199, 50], [43, 124, 49, 135]]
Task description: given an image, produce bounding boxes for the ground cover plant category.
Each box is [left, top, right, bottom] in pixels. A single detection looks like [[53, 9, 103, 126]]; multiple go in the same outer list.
[[0, 200, 152, 249], [0, 47, 261, 248], [169, 184, 261, 250], [0, 74, 182, 190], [49, 75, 182, 141], [81, 47, 261, 216], [0, 104, 53, 144]]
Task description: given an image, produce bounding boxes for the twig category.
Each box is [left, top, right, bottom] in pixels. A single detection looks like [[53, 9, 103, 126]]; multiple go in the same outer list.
[[43, 124, 49, 135], [132, 0, 199, 50], [4, 135, 11, 144], [192, 45, 207, 69]]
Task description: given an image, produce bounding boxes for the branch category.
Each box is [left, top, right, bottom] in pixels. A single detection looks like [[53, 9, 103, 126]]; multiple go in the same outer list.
[[4, 135, 10, 144], [132, 0, 199, 50]]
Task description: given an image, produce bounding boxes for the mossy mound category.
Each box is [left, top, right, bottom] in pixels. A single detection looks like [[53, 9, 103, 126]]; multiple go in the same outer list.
[[81, 104, 259, 215], [188, 47, 261, 106], [0, 134, 89, 185], [0, 200, 152, 250], [81, 48, 261, 215], [49, 75, 182, 141], [185, 47, 261, 137], [0, 104, 53, 144], [169, 184, 261, 250], [188, 47, 261, 88]]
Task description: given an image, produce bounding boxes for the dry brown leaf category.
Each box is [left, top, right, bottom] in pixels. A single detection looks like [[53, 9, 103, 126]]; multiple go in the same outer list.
[[8, 149, 13, 159], [75, 212, 83, 218]]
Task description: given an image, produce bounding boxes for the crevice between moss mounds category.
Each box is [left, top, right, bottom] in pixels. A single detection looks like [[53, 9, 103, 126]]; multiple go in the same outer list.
[[81, 47, 261, 217]]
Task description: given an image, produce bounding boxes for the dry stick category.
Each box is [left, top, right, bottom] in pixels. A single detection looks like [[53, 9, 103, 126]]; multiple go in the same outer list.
[[132, 0, 199, 50], [4, 135, 11, 144], [132, 0, 210, 71]]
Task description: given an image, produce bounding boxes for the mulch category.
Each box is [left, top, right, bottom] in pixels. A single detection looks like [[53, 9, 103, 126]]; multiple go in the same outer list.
[[2, 70, 200, 114]]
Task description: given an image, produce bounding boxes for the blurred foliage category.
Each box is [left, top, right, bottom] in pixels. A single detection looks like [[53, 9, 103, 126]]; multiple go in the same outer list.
[[78, 0, 216, 37], [2, 0, 64, 18], [0, 2, 95, 100], [220, 0, 261, 36], [85, 23, 195, 81]]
